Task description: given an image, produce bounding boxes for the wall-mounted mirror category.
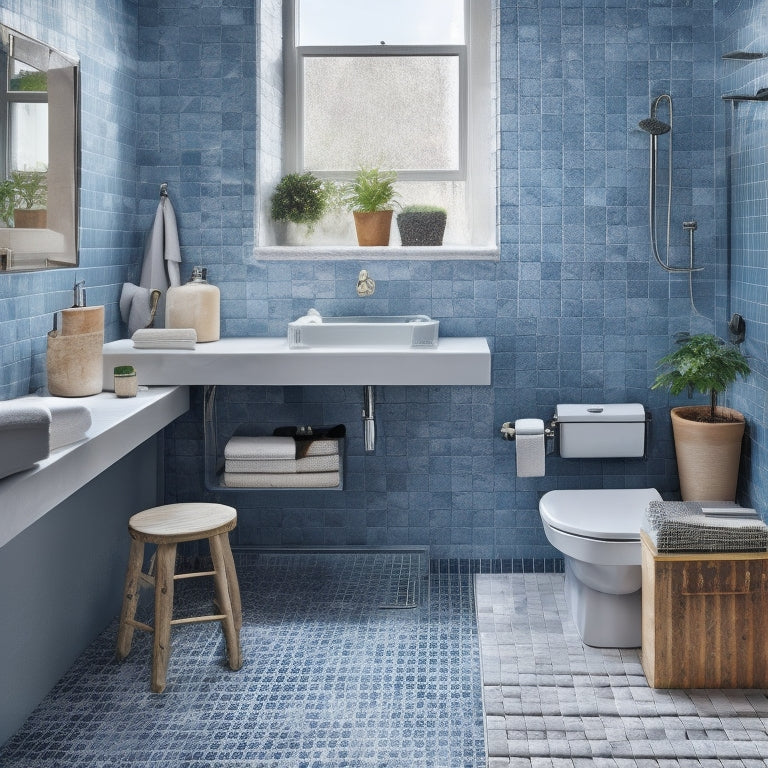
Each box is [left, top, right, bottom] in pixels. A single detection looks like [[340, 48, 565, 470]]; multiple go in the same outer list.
[[0, 24, 78, 272]]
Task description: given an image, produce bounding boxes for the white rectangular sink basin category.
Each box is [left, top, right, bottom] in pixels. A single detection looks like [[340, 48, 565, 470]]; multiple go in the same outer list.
[[288, 310, 439, 348]]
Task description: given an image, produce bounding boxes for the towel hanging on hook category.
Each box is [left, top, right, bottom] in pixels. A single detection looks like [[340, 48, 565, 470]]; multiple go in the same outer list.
[[119, 183, 182, 335]]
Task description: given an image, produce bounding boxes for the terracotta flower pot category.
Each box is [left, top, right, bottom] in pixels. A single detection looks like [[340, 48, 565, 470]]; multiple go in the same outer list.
[[352, 210, 393, 246], [670, 405, 746, 501], [14, 208, 47, 228]]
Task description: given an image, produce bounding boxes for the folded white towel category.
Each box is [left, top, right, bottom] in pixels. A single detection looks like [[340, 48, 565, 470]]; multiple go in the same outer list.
[[44, 401, 92, 450], [132, 327, 197, 349], [224, 435, 340, 460], [222, 471, 340, 488], [225, 436, 297, 460], [225, 453, 340, 474]]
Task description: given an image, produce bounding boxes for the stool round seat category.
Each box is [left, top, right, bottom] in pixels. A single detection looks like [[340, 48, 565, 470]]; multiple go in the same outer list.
[[116, 501, 242, 693], [129, 503, 237, 543]]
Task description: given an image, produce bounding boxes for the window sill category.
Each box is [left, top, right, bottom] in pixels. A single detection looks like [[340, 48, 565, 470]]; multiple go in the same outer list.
[[251, 245, 500, 262]]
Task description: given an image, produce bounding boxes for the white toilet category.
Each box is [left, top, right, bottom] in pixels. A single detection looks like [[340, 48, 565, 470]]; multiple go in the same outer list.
[[538, 404, 660, 648]]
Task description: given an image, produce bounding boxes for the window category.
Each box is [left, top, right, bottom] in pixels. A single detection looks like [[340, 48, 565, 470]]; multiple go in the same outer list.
[[256, 0, 498, 256]]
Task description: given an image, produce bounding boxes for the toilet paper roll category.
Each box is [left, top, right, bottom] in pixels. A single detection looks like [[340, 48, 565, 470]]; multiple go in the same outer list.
[[516, 433, 545, 477], [515, 418, 545, 477]]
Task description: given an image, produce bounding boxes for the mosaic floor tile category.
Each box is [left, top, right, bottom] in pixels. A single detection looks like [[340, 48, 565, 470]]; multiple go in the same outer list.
[[476, 574, 768, 766], [0, 552, 484, 768]]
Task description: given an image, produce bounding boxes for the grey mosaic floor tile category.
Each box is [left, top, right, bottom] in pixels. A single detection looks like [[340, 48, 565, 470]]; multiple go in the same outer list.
[[476, 573, 768, 767], [1, 553, 483, 768]]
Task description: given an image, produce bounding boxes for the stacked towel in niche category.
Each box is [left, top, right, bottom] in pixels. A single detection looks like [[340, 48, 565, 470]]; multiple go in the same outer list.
[[222, 425, 344, 488]]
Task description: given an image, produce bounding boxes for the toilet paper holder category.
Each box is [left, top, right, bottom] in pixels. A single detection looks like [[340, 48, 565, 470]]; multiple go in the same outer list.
[[500, 418, 557, 451]]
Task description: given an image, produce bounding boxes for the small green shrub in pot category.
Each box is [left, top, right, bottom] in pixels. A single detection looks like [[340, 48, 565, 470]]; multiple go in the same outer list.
[[270, 172, 333, 233], [396, 204, 447, 246]]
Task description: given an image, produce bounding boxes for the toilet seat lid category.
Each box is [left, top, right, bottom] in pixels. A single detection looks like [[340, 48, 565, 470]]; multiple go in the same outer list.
[[539, 488, 661, 541]]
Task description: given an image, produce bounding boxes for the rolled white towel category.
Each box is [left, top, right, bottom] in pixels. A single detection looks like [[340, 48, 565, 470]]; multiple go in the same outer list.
[[44, 400, 92, 450], [0, 401, 50, 479], [222, 471, 340, 488], [0, 402, 50, 428]]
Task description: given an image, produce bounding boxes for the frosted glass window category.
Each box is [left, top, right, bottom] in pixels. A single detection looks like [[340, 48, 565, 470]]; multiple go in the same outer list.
[[303, 55, 460, 173], [297, 0, 464, 46]]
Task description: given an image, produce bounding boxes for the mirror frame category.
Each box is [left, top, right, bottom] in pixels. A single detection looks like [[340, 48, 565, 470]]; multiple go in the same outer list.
[[0, 23, 79, 273]]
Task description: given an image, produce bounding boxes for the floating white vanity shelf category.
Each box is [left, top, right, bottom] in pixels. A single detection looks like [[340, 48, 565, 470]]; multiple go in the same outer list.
[[101, 336, 491, 388]]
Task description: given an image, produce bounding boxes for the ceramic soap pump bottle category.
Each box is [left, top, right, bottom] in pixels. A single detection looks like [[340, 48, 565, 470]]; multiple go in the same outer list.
[[165, 266, 220, 342]]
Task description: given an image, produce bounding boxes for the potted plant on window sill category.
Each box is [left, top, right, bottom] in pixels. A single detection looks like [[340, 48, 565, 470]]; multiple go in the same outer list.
[[397, 204, 447, 246], [270, 172, 334, 244], [651, 332, 751, 501], [344, 166, 398, 246], [12, 170, 47, 229]]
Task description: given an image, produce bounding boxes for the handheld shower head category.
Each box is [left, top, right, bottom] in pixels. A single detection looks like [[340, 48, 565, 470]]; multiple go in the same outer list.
[[638, 117, 671, 135]]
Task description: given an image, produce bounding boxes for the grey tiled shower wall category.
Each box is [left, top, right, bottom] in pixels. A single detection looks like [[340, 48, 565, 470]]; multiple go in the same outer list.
[[1, 0, 767, 558]]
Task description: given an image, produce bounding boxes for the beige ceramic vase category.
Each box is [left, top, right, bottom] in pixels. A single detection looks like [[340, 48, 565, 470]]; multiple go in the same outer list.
[[670, 405, 746, 501]]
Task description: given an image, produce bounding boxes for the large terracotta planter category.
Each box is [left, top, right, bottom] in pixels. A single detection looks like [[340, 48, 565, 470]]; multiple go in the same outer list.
[[670, 405, 746, 501], [14, 208, 47, 228], [353, 210, 392, 246]]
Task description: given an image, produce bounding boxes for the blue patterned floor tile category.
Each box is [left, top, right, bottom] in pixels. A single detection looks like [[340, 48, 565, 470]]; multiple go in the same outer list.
[[0, 553, 484, 768]]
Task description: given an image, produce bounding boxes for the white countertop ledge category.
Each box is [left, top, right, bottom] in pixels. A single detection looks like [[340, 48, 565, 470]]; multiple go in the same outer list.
[[102, 337, 491, 387], [0, 386, 189, 549]]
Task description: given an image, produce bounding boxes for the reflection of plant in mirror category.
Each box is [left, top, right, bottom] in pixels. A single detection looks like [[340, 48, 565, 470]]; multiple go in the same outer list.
[[11, 170, 47, 209], [0, 180, 15, 227], [10, 69, 47, 91]]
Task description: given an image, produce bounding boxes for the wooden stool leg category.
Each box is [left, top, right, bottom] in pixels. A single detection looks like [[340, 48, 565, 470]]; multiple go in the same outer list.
[[116, 537, 145, 661], [151, 543, 176, 693], [210, 533, 242, 671], [220, 533, 242, 632]]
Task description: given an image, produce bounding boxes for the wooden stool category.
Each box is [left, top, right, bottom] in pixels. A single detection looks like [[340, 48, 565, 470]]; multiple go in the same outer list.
[[115, 502, 242, 692]]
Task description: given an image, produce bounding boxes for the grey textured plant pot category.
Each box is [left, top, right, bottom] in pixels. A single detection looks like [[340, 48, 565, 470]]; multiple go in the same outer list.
[[397, 211, 447, 246]]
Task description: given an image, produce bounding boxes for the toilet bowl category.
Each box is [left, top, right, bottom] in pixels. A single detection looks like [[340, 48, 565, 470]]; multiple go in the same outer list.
[[540, 487, 661, 648]]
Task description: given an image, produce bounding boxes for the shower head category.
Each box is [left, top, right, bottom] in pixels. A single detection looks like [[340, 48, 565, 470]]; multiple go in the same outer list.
[[638, 117, 671, 135]]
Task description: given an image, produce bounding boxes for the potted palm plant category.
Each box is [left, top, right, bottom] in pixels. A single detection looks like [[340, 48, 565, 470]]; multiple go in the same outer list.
[[344, 166, 398, 246], [651, 332, 751, 501], [397, 204, 447, 246], [12, 170, 47, 228]]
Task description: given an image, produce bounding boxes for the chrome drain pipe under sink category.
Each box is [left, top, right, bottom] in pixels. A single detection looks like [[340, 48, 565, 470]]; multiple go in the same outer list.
[[363, 385, 375, 453]]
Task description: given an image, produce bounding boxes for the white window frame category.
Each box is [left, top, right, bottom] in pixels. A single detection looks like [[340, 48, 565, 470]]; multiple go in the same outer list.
[[254, 0, 499, 259]]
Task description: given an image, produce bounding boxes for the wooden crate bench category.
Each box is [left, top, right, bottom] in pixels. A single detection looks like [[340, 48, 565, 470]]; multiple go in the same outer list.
[[641, 531, 768, 688]]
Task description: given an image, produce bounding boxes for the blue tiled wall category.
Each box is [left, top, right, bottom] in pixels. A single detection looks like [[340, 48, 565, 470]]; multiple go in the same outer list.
[[715, 1, 768, 514], [0, 0, 140, 399], [5, 2, 753, 559], [153, 0, 722, 558]]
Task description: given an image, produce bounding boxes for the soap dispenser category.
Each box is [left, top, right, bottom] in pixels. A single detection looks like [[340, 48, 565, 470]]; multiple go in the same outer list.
[[165, 266, 220, 342]]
